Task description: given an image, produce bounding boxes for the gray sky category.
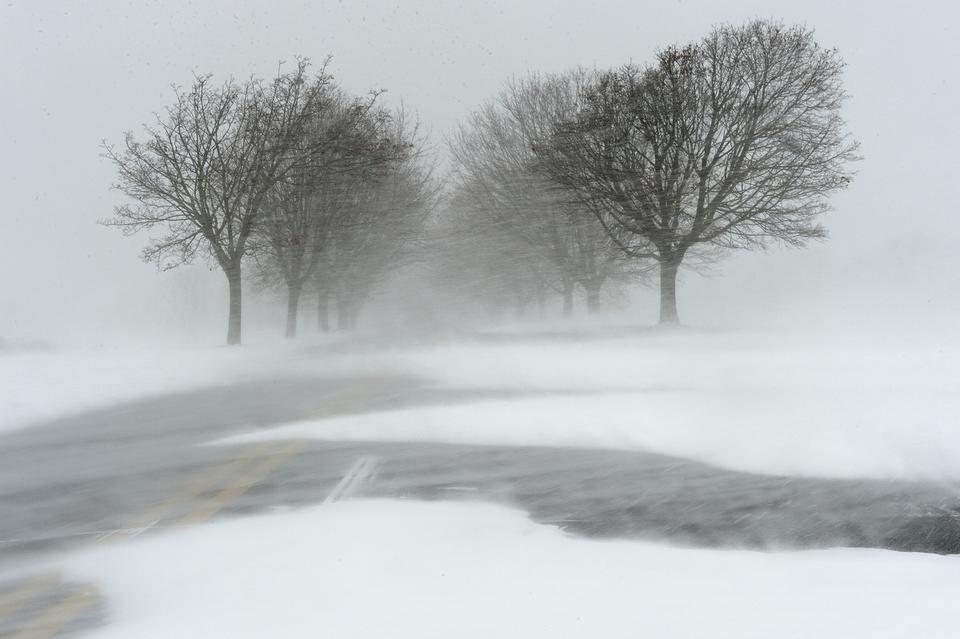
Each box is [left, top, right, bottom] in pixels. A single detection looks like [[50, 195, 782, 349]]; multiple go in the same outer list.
[[2, 0, 958, 344]]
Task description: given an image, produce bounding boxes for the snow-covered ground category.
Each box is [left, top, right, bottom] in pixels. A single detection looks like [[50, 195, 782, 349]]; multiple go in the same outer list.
[[26, 499, 958, 639], [5, 326, 959, 481], [231, 327, 960, 482], [4, 326, 959, 637], [0, 345, 291, 434], [224, 389, 960, 481]]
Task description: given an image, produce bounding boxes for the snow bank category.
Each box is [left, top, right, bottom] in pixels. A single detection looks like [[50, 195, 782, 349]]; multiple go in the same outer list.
[[6, 327, 958, 481], [226, 329, 960, 481], [0, 346, 289, 434], [335, 327, 960, 397], [38, 499, 960, 639], [222, 390, 960, 481]]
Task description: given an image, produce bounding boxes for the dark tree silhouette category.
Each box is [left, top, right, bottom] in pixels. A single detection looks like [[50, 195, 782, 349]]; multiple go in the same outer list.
[[322, 112, 436, 331], [538, 21, 860, 324], [450, 70, 629, 316], [250, 91, 399, 338], [103, 59, 332, 344], [434, 185, 554, 320]]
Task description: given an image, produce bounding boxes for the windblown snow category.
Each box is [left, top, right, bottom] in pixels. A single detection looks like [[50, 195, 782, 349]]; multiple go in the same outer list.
[[32, 499, 960, 639], [221, 328, 960, 481]]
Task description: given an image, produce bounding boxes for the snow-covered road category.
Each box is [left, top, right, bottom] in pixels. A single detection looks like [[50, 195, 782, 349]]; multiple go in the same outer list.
[[2, 328, 958, 637]]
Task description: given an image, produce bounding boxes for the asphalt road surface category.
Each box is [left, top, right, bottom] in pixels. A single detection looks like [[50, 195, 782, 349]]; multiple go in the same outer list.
[[2, 373, 959, 637]]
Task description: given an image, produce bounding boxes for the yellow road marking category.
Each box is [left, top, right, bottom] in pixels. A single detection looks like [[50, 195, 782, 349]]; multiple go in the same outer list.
[[121, 381, 377, 535], [176, 441, 305, 526], [0, 445, 302, 635], [3, 380, 380, 637], [113, 454, 258, 538], [0, 446, 287, 634], [8, 585, 96, 639], [312, 381, 386, 418], [0, 574, 62, 622]]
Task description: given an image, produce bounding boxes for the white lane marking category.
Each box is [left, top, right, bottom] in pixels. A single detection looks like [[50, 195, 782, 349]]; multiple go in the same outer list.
[[324, 456, 378, 505]]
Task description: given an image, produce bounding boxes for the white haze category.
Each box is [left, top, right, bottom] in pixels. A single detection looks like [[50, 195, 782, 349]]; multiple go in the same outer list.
[[1, 0, 959, 345], [1, 9, 959, 636]]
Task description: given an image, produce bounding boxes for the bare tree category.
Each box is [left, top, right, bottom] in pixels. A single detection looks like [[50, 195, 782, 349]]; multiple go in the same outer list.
[[436, 185, 554, 319], [251, 90, 397, 338], [103, 59, 332, 344], [538, 21, 860, 324], [323, 110, 437, 330], [450, 70, 628, 316]]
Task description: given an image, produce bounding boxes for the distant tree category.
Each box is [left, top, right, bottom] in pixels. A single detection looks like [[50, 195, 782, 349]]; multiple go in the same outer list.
[[103, 59, 332, 344], [437, 186, 553, 319], [538, 21, 860, 324], [322, 111, 437, 331], [450, 70, 628, 316], [251, 90, 396, 338]]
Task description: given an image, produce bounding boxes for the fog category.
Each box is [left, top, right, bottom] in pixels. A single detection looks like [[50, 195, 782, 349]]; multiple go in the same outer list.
[[1, 0, 958, 346], [2, 5, 960, 637]]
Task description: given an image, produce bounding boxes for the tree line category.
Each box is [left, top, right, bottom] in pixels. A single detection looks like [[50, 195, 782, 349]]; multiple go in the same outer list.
[[444, 20, 858, 323], [105, 20, 859, 343], [104, 59, 435, 344]]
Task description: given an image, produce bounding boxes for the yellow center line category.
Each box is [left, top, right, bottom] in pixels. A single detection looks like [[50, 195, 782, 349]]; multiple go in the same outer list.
[[176, 441, 306, 526], [0, 444, 304, 635], [0, 573, 62, 623], [120, 381, 378, 535], [2, 380, 382, 637], [310, 381, 388, 418], [8, 585, 96, 639], [110, 456, 254, 538]]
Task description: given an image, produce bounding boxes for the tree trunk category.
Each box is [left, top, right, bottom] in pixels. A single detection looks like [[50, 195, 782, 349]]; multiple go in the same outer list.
[[562, 281, 574, 317], [316, 285, 329, 332], [336, 297, 350, 330], [348, 305, 361, 330], [585, 282, 601, 313], [658, 259, 680, 325], [285, 283, 302, 339], [514, 295, 527, 319], [225, 264, 243, 345]]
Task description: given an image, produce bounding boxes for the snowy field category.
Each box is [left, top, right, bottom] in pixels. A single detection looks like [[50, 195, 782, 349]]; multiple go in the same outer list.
[[235, 326, 960, 482], [0, 346, 284, 434], [3, 325, 959, 637], [19, 499, 958, 639], [5, 325, 960, 481]]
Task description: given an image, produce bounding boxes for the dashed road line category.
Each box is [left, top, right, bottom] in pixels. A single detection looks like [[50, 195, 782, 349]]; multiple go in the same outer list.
[[323, 456, 379, 505]]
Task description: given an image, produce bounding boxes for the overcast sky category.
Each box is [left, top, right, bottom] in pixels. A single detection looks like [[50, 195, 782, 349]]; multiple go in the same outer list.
[[1, 0, 958, 345]]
